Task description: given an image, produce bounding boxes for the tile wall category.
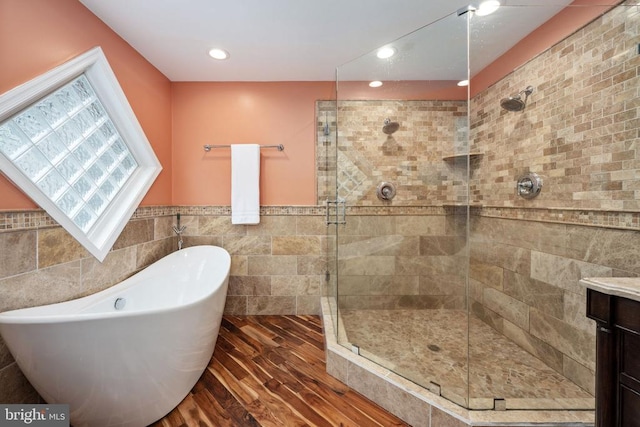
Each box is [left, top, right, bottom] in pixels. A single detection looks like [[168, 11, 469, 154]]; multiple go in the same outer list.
[[316, 99, 471, 312], [336, 207, 467, 311], [175, 207, 327, 316], [467, 215, 640, 395], [467, 2, 640, 394], [317, 100, 468, 206], [470, 3, 640, 210]]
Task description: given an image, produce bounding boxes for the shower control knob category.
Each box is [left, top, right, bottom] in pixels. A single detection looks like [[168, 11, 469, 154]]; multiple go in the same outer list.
[[516, 172, 542, 199], [376, 182, 397, 201]]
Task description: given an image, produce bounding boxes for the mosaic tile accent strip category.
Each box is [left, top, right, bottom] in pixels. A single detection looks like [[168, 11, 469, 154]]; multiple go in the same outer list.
[[0, 205, 325, 232], [473, 206, 640, 231], [345, 206, 447, 216], [172, 205, 326, 216], [131, 205, 176, 219], [4, 205, 640, 232], [0, 210, 57, 231]]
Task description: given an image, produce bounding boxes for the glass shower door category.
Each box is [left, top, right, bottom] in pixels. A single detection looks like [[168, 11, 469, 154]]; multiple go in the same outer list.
[[332, 10, 472, 408], [318, 98, 339, 340]]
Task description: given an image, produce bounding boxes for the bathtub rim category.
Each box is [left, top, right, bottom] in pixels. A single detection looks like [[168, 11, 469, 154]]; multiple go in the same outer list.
[[0, 245, 230, 325]]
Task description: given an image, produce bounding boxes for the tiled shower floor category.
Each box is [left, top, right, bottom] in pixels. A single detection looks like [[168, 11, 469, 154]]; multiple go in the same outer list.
[[338, 309, 594, 410]]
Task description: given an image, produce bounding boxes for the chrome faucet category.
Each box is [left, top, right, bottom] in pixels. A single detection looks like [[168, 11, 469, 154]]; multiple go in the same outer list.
[[172, 213, 186, 250]]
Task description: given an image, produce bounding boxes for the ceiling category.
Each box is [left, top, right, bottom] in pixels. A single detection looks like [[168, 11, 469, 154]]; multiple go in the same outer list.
[[79, 0, 573, 82]]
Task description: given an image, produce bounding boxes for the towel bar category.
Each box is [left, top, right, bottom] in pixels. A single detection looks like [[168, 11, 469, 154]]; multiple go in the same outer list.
[[203, 144, 284, 152]]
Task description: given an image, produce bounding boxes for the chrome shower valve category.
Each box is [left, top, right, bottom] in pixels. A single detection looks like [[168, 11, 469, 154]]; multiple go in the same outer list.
[[516, 172, 542, 199]]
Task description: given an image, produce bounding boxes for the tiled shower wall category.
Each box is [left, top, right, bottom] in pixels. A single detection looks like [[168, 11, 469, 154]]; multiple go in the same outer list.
[[470, 3, 640, 210], [316, 99, 470, 311], [468, 215, 640, 395], [468, 3, 640, 394], [317, 99, 468, 206], [336, 208, 467, 311]]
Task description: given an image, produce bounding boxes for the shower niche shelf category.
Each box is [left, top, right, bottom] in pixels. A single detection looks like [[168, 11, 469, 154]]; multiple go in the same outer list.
[[441, 152, 483, 161]]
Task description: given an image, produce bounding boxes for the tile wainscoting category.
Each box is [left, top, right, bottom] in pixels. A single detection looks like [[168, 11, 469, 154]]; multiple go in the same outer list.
[[1, 204, 639, 411]]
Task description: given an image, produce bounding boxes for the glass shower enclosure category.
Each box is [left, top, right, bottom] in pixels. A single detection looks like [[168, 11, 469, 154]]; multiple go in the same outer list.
[[321, 1, 632, 411]]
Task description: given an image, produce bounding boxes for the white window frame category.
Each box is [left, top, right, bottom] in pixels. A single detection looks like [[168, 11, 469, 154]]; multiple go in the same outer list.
[[0, 47, 162, 262]]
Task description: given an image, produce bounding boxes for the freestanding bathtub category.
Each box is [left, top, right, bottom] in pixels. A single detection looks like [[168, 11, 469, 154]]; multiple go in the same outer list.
[[0, 245, 231, 427]]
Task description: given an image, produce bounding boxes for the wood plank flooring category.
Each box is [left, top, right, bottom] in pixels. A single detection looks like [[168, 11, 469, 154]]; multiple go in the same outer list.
[[152, 315, 409, 427]]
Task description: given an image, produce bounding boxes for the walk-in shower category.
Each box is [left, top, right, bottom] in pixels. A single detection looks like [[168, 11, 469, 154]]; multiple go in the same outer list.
[[321, 1, 639, 424]]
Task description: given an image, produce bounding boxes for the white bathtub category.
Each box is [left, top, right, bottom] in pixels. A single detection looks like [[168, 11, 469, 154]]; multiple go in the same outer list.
[[0, 245, 231, 427]]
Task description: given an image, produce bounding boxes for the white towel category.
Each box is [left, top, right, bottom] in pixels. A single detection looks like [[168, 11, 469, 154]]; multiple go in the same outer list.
[[231, 144, 260, 224]]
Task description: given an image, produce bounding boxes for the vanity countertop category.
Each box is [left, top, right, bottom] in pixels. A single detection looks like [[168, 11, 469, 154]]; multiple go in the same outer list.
[[580, 277, 640, 303]]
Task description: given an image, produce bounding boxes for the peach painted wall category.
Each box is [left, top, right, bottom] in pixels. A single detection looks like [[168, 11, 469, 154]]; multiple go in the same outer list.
[[171, 82, 335, 206], [0, 0, 172, 209]]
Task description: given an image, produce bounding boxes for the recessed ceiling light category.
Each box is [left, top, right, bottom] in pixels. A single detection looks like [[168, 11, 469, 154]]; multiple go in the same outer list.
[[208, 48, 230, 60], [475, 0, 500, 16], [457, 80, 469, 87], [369, 81, 383, 88], [376, 47, 396, 59]]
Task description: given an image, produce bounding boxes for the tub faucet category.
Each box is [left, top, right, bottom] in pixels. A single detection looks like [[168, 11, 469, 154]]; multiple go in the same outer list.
[[172, 213, 186, 250]]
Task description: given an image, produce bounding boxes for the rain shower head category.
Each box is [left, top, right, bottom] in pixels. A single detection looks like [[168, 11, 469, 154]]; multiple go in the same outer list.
[[500, 86, 534, 112], [382, 118, 399, 134]]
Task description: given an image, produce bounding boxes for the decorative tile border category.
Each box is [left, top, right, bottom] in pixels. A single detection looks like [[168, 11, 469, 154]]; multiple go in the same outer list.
[[345, 205, 447, 216], [169, 205, 326, 216], [3, 204, 640, 233], [0, 210, 57, 231], [473, 206, 640, 231], [131, 205, 176, 218], [0, 205, 326, 232]]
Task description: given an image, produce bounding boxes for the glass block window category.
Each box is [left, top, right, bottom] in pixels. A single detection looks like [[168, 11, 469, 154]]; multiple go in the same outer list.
[[0, 47, 161, 261], [1, 75, 138, 233]]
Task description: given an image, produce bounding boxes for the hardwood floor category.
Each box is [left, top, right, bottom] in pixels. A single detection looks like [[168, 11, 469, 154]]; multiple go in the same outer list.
[[152, 315, 409, 427]]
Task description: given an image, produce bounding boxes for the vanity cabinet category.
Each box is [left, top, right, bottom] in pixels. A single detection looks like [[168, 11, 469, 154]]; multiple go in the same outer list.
[[583, 278, 640, 427]]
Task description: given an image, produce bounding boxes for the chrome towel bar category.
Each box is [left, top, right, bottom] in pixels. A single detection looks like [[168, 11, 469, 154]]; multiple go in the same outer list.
[[203, 144, 284, 152]]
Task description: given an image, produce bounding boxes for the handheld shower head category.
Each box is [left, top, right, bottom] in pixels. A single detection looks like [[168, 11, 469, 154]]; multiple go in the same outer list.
[[500, 86, 534, 112]]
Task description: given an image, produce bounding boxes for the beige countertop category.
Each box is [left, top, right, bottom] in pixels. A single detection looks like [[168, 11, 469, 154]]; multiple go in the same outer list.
[[580, 277, 640, 303]]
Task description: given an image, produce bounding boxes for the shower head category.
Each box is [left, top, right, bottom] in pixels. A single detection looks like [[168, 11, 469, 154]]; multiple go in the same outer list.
[[382, 118, 399, 134], [500, 86, 534, 112], [500, 96, 526, 112]]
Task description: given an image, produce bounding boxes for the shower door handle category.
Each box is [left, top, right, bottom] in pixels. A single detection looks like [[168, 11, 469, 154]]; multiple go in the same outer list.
[[325, 199, 346, 225], [325, 199, 329, 225]]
